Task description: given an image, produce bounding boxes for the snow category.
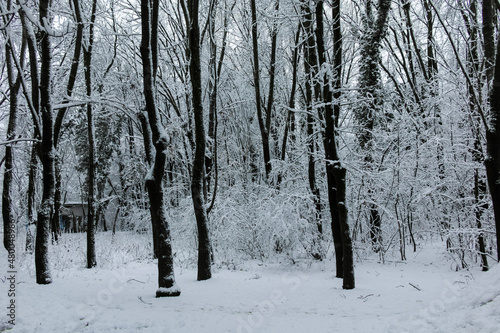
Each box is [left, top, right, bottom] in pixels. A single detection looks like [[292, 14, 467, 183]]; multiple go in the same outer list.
[[0, 234, 499, 332]]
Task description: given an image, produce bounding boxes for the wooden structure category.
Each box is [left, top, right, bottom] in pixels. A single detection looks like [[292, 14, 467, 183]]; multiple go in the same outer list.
[[60, 202, 88, 232]]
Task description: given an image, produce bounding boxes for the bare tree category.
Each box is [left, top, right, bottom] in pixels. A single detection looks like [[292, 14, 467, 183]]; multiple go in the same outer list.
[[35, 0, 55, 284], [317, 0, 354, 289], [485, 11, 500, 262], [1, 0, 22, 252], [140, 0, 180, 296], [188, 0, 213, 280], [84, 0, 98, 269]]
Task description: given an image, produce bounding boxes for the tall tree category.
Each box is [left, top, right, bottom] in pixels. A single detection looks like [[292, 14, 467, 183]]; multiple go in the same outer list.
[[188, 0, 213, 281], [140, 0, 180, 296], [317, 0, 354, 289], [485, 12, 500, 262], [2, 0, 22, 252], [35, 0, 55, 284], [84, 0, 98, 269]]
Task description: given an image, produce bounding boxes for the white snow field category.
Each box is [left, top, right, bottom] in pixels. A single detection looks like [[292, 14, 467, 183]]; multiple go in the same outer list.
[[1, 232, 499, 333]]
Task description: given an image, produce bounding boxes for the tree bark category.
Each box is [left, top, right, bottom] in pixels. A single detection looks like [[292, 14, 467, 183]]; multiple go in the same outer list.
[[138, 112, 159, 258], [26, 144, 38, 253], [84, 0, 98, 269], [35, 0, 54, 285], [188, 0, 213, 281], [482, 0, 495, 82], [140, 0, 180, 296], [319, 0, 355, 288], [485, 26, 500, 262], [2, 11, 21, 252]]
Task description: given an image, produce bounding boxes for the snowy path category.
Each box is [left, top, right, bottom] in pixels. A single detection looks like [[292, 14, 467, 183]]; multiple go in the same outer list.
[[1, 243, 498, 332]]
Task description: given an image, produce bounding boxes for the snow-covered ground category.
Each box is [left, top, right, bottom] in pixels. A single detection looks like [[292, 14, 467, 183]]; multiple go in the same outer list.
[[0, 233, 498, 332]]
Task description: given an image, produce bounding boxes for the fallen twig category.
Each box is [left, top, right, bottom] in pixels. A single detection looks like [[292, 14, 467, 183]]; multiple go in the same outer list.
[[409, 283, 421, 291], [138, 296, 152, 305]]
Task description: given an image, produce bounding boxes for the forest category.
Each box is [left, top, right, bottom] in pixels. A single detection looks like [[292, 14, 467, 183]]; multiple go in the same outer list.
[[1, 0, 500, 331]]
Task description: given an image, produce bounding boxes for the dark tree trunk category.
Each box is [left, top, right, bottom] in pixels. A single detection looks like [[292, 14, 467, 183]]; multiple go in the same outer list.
[[2, 21, 20, 252], [84, 0, 98, 269], [35, 0, 54, 285], [188, 0, 213, 281], [482, 0, 495, 82], [485, 27, 500, 262], [250, 0, 272, 179], [318, 0, 354, 288], [140, 0, 180, 296], [26, 144, 38, 253]]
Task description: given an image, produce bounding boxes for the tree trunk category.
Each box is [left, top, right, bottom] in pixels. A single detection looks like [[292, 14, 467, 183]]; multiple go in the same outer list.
[[485, 29, 500, 262], [482, 0, 495, 82], [35, 0, 54, 285], [26, 144, 38, 253], [250, 0, 272, 180], [138, 112, 159, 258], [188, 0, 213, 281], [2, 19, 20, 252], [84, 0, 98, 269], [319, 0, 355, 288], [140, 0, 180, 296]]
